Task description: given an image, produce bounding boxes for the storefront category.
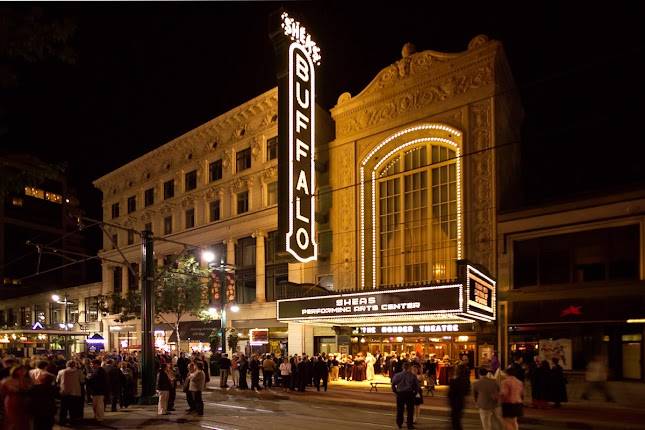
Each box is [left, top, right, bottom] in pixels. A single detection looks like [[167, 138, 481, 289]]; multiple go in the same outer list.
[[0, 322, 92, 357], [231, 318, 288, 356], [278, 262, 497, 368]]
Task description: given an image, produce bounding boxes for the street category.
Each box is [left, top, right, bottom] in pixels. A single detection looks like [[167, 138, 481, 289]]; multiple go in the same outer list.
[[53, 391, 573, 430]]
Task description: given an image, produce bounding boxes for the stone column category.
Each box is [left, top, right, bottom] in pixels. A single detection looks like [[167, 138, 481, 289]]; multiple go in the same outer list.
[[253, 230, 266, 303], [102, 264, 113, 295]]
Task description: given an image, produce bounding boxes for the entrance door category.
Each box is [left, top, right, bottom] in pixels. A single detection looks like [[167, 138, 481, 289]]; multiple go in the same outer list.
[[622, 342, 641, 379], [315, 336, 335, 355]]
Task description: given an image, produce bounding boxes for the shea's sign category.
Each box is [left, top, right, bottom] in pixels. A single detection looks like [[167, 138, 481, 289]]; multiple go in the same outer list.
[[277, 285, 463, 320], [273, 11, 320, 263]]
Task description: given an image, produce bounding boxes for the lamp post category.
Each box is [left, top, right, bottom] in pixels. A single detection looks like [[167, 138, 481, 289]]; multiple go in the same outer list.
[[52, 293, 73, 358], [202, 251, 238, 355]]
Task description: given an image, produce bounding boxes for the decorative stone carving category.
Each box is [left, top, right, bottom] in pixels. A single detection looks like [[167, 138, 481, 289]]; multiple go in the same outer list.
[[469, 101, 494, 271], [180, 196, 194, 209], [159, 204, 174, 216], [262, 166, 277, 183], [337, 92, 352, 105], [222, 149, 233, 169], [229, 177, 245, 193], [251, 135, 262, 160], [468, 34, 490, 50], [205, 186, 222, 200], [140, 211, 154, 222]]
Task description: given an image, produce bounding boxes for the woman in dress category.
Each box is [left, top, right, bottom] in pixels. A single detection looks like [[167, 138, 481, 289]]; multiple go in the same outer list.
[[411, 364, 424, 423], [365, 352, 376, 381]]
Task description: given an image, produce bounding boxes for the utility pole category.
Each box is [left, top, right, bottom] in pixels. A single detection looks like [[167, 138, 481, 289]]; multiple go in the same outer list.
[[139, 230, 156, 403]]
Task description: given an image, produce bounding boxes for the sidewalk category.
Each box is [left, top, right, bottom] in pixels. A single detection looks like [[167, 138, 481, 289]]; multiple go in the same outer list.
[[206, 375, 645, 430]]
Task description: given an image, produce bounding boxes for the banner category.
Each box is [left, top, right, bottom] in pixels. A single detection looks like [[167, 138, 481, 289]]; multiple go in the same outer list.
[[538, 338, 572, 370]]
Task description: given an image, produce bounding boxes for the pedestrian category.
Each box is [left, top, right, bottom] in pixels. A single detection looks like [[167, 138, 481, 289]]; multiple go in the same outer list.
[[166, 362, 177, 411], [157, 363, 172, 415], [189, 361, 205, 416], [581, 355, 614, 402], [31, 371, 57, 430], [56, 360, 84, 426], [86, 359, 107, 422], [549, 357, 567, 408], [231, 354, 240, 387], [262, 354, 276, 389], [313, 355, 328, 392], [184, 363, 195, 413], [531, 360, 550, 409], [119, 361, 135, 408], [448, 364, 471, 430], [219, 353, 231, 388], [507, 353, 525, 383], [329, 355, 340, 381], [177, 352, 189, 384], [391, 361, 419, 430], [473, 367, 501, 430], [279, 357, 292, 392], [410, 364, 424, 423], [490, 352, 500, 375], [104, 358, 123, 412], [0, 365, 33, 430], [500, 367, 524, 430], [238, 354, 249, 390], [250, 354, 261, 391]]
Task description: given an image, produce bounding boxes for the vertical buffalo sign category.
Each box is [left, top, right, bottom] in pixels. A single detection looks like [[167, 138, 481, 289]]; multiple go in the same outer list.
[[270, 11, 321, 263]]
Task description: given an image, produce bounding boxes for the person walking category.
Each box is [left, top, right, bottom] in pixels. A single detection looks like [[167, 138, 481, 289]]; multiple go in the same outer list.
[[391, 362, 419, 430], [531, 360, 550, 409], [166, 363, 177, 411], [157, 363, 172, 415], [119, 361, 135, 408], [177, 352, 190, 384], [231, 354, 240, 387], [0, 365, 33, 430], [448, 364, 471, 430], [549, 357, 568, 408], [313, 355, 328, 392], [581, 355, 614, 402], [500, 367, 524, 430], [31, 371, 57, 430], [473, 367, 501, 430], [56, 360, 84, 426], [219, 353, 231, 388], [104, 359, 123, 412], [86, 359, 107, 422], [262, 354, 276, 389], [188, 361, 206, 416], [238, 354, 249, 390], [410, 364, 424, 423]]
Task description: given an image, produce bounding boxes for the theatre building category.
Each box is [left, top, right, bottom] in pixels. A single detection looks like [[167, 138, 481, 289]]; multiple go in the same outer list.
[[278, 35, 522, 368], [92, 35, 521, 362]]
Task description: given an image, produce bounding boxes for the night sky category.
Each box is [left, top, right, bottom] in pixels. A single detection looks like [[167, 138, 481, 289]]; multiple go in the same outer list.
[[2, 1, 644, 226]]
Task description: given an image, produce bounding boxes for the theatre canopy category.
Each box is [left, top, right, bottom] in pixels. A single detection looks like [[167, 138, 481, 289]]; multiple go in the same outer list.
[[277, 263, 495, 326]]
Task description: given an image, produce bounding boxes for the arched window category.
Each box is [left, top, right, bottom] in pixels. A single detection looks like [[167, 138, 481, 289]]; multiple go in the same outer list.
[[377, 143, 458, 286]]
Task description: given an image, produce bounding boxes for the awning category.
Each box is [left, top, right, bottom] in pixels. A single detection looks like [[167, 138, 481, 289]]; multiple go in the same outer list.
[[277, 263, 496, 325]]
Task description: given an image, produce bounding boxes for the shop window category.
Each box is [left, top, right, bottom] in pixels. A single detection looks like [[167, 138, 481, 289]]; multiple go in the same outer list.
[[185, 208, 195, 229], [144, 188, 154, 207], [185, 170, 197, 191], [20, 306, 31, 326], [236, 236, 256, 267], [209, 160, 223, 182], [163, 179, 175, 200], [68, 303, 79, 324], [237, 191, 249, 214], [210, 200, 220, 222], [266, 137, 278, 161], [34, 305, 46, 324], [111, 202, 120, 219], [127, 196, 136, 213], [236, 148, 252, 172], [7, 309, 15, 326]]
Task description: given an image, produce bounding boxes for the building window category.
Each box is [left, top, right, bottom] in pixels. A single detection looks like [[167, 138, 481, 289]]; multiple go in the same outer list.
[[84, 297, 99, 322], [267, 181, 278, 206], [267, 137, 278, 161], [34, 304, 46, 324], [185, 208, 195, 229], [163, 180, 174, 200], [164, 216, 173, 235], [0, 310, 5, 325], [113, 266, 123, 295], [185, 170, 197, 191], [49, 303, 61, 324], [11, 197, 23, 207], [127, 229, 134, 245], [127, 196, 136, 213], [236, 148, 252, 172], [513, 224, 640, 288], [111, 234, 118, 249], [20, 306, 31, 326], [68, 302, 79, 324], [128, 263, 139, 291], [144, 222, 152, 233], [237, 191, 249, 214], [209, 159, 223, 182], [111, 202, 120, 219], [7, 309, 15, 325], [377, 144, 457, 286], [210, 200, 220, 222], [144, 188, 154, 207]]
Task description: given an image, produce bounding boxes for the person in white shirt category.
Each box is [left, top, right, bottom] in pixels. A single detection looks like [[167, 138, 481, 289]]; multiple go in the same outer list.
[[279, 358, 292, 391], [56, 360, 84, 426]]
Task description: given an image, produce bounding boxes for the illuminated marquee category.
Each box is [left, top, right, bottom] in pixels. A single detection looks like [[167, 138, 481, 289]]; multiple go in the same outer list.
[[278, 12, 319, 263]]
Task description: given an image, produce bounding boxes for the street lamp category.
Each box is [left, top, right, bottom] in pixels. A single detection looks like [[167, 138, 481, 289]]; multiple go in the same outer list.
[[52, 293, 74, 357]]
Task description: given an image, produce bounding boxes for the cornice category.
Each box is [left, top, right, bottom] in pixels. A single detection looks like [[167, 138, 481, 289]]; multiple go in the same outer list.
[[94, 87, 278, 193]]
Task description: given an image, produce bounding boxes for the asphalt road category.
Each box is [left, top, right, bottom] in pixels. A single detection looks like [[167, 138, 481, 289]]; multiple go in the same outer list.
[[53, 391, 572, 430]]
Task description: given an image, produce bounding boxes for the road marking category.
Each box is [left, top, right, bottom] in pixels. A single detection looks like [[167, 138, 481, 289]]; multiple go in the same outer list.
[[204, 401, 272, 413]]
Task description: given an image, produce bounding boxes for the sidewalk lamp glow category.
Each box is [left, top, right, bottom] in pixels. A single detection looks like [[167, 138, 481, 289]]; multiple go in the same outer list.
[[230, 304, 240, 313], [627, 318, 645, 323], [207, 307, 218, 318], [202, 250, 215, 263], [52, 294, 60, 302]]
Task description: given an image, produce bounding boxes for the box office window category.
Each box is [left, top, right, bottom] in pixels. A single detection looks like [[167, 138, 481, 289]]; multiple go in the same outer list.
[[513, 224, 640, 288]]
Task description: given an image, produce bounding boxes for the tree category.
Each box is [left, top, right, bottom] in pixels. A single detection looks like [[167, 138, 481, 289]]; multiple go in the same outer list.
[[113, 255, 212, 351]]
